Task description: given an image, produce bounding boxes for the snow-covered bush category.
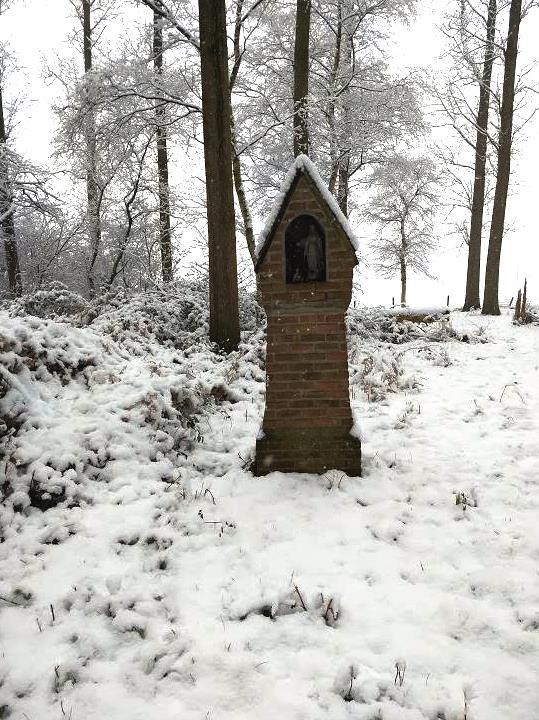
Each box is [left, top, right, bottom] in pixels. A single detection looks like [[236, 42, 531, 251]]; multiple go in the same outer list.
[[347, 306, 488, 345], [526, 304, 539, 324], [0, 292, 265, 514], [349, 347, 421, 402], [332, 662, 467, 718], [239, 289, 266, 332], [86, 283, 210, 352], [6, 281, 90, 319], [84, 282, 264, 353], [234, 584, 341, 627], [347, 306, 427, 345]]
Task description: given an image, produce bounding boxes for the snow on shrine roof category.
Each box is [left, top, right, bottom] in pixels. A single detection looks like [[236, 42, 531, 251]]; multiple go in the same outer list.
[[255, 154, 359, 270]]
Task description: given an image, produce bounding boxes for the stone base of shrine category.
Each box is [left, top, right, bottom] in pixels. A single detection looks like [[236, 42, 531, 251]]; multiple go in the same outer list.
[[254, 426, 361, 476]]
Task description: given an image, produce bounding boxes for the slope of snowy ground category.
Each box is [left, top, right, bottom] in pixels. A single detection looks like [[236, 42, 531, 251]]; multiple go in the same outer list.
[[1, 303, 538, 720]]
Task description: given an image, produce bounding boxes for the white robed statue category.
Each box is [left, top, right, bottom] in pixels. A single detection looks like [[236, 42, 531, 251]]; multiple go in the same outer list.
[[303, 223, 323, 280]]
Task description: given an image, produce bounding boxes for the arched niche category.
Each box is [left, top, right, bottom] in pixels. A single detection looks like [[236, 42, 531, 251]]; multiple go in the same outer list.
[[285, 214, 326, 283]]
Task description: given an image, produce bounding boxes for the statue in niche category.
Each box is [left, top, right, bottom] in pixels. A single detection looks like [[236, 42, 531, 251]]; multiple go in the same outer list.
[[285, 214, 326, 283]]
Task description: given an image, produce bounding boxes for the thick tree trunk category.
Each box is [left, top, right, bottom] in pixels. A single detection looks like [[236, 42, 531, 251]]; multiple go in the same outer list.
[[337, 155, 349, 216], [482, 0, 522, 315], [0, 84, 22, 296], [400, 221, 407, 305], [400, 258, 407, 306], [293, 0, 311, 157], [83, 0, 101, 298], [198, 0, 240, 352], [153, 10, 173, 283], [463, 0, 497, 311]]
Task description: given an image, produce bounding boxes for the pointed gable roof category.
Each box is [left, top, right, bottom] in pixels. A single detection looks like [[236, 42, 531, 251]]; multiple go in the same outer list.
[[255, 154, 359, 271]]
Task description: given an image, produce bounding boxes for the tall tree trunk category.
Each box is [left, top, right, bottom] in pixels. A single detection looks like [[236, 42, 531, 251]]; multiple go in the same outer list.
[[198, 0, 240, 352], [463, 0, 497, 311], [231, 117, 256, 264], [400, 220, 407, 305], [293, 0, 311, 157], [0, 84, 22, 296], [153, 10, 173, 283], [83, 0, 101, 298], [337, 154, 349, 216], [400, 255, 407, 306], [336, 16, 352, 216], [482, 0, 522, 315], [327, 0, 342, 196], [230, 0, 256, 265]]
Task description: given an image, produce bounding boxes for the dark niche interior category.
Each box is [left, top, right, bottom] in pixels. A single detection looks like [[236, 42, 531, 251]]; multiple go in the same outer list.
[[284, 214, 326, 283]]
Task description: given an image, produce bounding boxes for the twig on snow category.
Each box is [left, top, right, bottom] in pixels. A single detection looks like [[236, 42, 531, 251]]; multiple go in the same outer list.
[[293, 584, 308, 611], [499, 383, 525, 404]]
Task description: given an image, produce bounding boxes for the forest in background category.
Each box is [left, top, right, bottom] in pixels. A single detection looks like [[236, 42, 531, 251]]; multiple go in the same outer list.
[[0, 0, 538, 332]]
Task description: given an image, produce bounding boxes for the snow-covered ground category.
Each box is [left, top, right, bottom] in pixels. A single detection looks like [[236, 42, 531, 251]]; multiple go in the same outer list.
[[1, 301, 538, 720]]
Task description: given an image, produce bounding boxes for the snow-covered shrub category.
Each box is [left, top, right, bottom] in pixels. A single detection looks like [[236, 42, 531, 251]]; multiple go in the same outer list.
[[85, 281, 265, 353], [0, 314, 100, 445], [0, 316, 107, 510], [526, 304, 539, 324], [3, 279, 265, 346], [348, 307, 427, 345], [239, 289, 266, 332], [235, 584, 340, 626], [0, 582, 33, 607], [333, 662, 467, 718], [347, 306, 488, 346], [86, 283, 210, 353], [394, 400, 419, 429], [0, 285, 266, 514], [425, 315, 463, 343], [419, 344, 453, 366], [5, 282, 90, 319], [349, 348, 421, 401], [454, 488, 478, 510]]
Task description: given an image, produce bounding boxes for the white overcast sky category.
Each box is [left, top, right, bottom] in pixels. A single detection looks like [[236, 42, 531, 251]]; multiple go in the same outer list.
[[1, 0, 538, 307]]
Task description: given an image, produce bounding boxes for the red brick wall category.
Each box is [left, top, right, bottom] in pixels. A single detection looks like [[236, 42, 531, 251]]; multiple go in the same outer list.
[[255, 171, 361, 475], [257, 175, 357, 313]]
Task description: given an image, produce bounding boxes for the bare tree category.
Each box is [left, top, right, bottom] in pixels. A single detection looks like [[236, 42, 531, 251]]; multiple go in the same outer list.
[[137, 0, 200, 51], [80, 0, 102, 297], [463, 0, 497, 310], [132, 0, 263, 269], [230, 0, 263, 265], [435, 0, 537, 312], [431, 1, 505, 275], [228, 0, 420, 229], [106, 133, 154, 288], [0, 1, 22, 297], [0, 72, 21, 296], [198, 0, 240, 351], [293, 0, 311, 156], [152, 9, 173, 282], [364, 154, 440, 306], [316, 0, 418, 215], [51, 0, 191, 294], [482, 0, 522, 314], [0, 4, 63, 297]]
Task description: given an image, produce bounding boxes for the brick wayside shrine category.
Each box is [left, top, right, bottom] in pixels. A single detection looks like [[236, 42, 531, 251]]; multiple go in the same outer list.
[[254, 154, 361, 476]]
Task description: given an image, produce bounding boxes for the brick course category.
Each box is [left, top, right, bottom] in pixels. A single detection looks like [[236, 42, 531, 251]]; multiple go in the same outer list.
[[255, 172, 361, 476]]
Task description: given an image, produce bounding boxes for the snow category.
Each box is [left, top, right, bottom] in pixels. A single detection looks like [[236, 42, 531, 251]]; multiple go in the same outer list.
[[256, 154, 359, 259], [1, 298, 539, 720], [386, 306, 450, 317]]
